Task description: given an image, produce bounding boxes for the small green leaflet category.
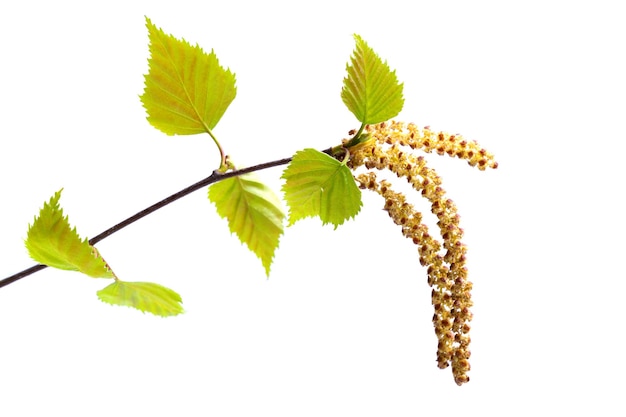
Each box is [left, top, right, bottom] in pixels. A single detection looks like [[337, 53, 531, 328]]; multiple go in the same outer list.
[[281, 149, 362, 229], [341, 34, 404, 124], [208, 174, 285, 276], [141, 17, 237, 135], [97, 281, 184, 317], [25, 189, 114, 278]]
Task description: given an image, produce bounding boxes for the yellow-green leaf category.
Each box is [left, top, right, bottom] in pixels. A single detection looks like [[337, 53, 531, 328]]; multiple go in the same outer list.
[[140, 17, 237, 135], [208, 174, 285, 276], [281, 149, 362, 229], [25, 190, 114, 278], [341, 34, 404, 124], [97, 281, 184, 317]]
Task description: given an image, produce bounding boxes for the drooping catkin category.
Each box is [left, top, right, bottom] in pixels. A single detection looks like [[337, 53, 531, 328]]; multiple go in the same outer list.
[[349, 121, 497, 385]]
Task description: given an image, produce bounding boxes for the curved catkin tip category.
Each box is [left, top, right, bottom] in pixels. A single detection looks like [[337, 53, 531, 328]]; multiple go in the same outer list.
[[352, 120, 498, 172]]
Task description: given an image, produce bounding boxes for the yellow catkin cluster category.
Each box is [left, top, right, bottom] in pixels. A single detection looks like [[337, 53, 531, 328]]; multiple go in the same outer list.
[[353, 120, 498, 170], [349, 121, 497, 385]]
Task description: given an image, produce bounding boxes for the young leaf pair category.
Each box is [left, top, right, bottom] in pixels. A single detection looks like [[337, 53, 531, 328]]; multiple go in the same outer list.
[[140, 17, 283, 277], [282, 33, 405, 226], [25, 190, 183, 317]]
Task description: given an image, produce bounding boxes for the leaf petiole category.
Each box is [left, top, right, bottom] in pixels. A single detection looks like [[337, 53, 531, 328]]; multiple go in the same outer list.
[[201, 122, 230, 172], [342, 122, 367, 148]]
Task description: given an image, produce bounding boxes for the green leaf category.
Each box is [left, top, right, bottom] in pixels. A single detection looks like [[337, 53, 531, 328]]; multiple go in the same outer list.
[[281, 149, 362, 229], [140, 17, 237, 135], [25, 189, 115, 279], [208, 174, 285, 276], [341, 34, 404, 124], [97, 281, 184, 317]]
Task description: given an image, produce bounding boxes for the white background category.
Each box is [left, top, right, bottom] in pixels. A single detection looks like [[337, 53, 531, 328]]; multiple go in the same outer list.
[[1, 1, 624, 415]]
